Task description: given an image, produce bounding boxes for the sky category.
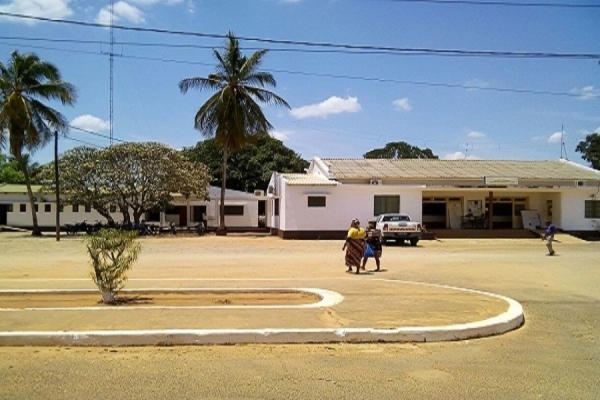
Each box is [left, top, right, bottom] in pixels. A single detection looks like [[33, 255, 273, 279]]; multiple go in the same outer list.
[[0, 0, 599, 167]]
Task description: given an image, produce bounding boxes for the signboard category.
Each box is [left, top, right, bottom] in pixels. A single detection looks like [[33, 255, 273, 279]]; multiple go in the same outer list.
[[521, 210, 541, 230], [484, 176, 519, 186]]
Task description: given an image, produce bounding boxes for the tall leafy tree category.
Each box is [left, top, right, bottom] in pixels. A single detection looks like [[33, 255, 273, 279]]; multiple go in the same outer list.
[[0, 50, 76, 235], [182, 133, 309, 193], [576, 133, 600, 170], [40, 143, 211, 226], [364, 141, 438, 159], [0, 153, 42, 184], [179, 32, 290, 235]]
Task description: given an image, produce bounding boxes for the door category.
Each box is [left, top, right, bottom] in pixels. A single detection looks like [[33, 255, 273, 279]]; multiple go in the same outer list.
[[178, 206, 187, 227], [447, 201, 463, 229], [513, 198, 528, 229], [0, 205, 7, 225], [422, 200, 446, 229]]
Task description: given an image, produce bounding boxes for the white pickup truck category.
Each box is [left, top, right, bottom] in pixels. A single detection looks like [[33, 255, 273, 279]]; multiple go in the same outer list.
[[375, 213, 422, 246]]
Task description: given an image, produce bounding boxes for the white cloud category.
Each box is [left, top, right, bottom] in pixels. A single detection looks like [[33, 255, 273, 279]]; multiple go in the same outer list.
[[579, 128, 600, 137], [0, 0, 73, 24], [392, 98, 412, 111], [290, 96, 361, 119], [467, 130, 485, 138], [270, 130, 291, 141], [71, 114, 111, 132], [96, 1, 145, 25], [186, 0, 195, 14], [547, 131, 564, 143], [128, 0, 183, 5], [570, 86, 599, 101], [444, 151, 479, 160]]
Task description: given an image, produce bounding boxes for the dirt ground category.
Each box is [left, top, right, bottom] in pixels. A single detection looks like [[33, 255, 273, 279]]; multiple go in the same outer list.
[[0, 232, 599, 399], [0, 290, 320, 308]]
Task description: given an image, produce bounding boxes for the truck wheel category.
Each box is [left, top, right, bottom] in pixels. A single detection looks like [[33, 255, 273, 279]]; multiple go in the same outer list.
[[410, 238, 419, 246]]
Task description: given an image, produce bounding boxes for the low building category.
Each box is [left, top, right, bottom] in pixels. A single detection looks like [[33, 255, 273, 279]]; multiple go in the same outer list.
[[266, 158, 600, 239], [0, 184, 266, 231]]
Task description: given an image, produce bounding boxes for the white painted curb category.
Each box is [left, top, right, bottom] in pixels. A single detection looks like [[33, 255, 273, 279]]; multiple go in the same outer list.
[[0, 281, 524, 346]]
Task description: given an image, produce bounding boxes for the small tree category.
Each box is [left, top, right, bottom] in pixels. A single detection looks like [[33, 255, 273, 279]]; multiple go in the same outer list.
[[85, 229, 141, 304]]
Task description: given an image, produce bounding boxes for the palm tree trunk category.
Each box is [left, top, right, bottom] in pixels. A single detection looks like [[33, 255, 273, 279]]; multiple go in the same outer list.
[[217, 146, 228, 236], [18, 155, 42, 236]]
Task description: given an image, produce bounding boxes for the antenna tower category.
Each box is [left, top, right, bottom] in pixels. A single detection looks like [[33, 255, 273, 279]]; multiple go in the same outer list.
[[109, 0, 114, 145]]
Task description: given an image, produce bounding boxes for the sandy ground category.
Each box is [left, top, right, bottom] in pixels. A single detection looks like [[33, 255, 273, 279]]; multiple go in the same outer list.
[[0, 232, 599, 399], [0, 290, 320, 308]]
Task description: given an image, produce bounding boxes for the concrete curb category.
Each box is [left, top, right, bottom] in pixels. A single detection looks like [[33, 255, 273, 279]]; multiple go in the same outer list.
[[0, 281, 524, 346]]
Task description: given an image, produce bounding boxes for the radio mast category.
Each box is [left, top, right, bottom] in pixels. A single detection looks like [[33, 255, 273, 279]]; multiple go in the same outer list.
[[109, 0, 114, 145]]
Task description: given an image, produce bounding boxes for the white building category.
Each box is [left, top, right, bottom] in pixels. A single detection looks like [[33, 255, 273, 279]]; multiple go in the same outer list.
[[0, 184, 266, 231], [266, 158, 600, 239]]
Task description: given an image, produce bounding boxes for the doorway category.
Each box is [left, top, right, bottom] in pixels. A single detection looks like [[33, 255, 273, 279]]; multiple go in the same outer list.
[[0, 204, 7, 225]]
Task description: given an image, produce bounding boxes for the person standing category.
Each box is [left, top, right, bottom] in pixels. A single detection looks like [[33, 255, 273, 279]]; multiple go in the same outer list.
[[362, 220, 383, 271], [543, 219, 557, 256], [342, 218, 366, 274], [201, 212, 208, 231]]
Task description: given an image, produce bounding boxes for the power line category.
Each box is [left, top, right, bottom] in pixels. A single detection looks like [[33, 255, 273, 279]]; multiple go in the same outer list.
[[69, 125, 128, 143], [0, 39, 587, 99], [382, 0, 600, 8], [63, 136, 104, 148], [1, 12, 599, 60]]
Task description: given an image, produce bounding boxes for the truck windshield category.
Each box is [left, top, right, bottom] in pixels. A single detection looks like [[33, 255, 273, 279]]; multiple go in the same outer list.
[[382, 215, 410, 222]]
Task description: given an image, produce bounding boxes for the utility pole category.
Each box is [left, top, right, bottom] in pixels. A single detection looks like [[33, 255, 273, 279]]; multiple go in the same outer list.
[[101, 0, 119, 145], [109, 0, 114, 145], [560, 125, 564, 159], [54, 130, 60, 242]]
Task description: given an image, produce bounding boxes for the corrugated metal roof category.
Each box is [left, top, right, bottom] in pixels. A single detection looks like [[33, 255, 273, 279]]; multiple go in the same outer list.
[[281, 173, 338, 186], [0, 184, 44, 193], [321, 159, 600, 181]]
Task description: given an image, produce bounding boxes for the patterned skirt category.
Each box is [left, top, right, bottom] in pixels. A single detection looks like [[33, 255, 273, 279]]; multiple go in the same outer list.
[[345, 239, 365, 268]]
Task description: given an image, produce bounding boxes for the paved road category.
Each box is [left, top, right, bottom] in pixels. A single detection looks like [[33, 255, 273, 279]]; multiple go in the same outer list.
[[0, 234, 598, 399]]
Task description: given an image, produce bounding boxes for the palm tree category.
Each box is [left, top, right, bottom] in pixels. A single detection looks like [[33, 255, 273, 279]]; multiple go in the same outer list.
[[0, 50, 77, 235], [179, 32, 289, 235]]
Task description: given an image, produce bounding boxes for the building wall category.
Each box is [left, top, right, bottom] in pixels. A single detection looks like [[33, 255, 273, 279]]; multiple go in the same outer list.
[[1, 196, 261, 229], [271, 180, 600, 237], [279, 183, 423, 232], [5, 202, 122, 227], [560, 190, 598, 231]]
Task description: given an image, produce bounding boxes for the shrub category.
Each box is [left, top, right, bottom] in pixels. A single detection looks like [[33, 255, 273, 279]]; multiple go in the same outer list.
[[85, 228, 141, 303]]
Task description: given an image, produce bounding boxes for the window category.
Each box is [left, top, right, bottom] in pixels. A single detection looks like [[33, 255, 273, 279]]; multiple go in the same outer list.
[[274, 199, 280, 216], [85, 204, 91, 213], [374, 195, 400, 216], [381, 214, 410, 222], [72, 204, 79, 212], [7, 204, 13, 212], [34, 204, 38, 212], [109, 204, 117, 213], [224, 205, 244, 216], [44, 204, 51, 212], [307, 196, 326, 207], [585, 200, 600, 218]]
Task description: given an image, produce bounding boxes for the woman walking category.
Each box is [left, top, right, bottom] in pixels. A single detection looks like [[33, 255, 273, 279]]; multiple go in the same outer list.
[[342, 218, 366, 274], [362, 220, 383, 271]]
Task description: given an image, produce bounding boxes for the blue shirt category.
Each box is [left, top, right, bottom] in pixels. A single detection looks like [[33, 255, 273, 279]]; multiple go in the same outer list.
[[545, 224, 556, 237]]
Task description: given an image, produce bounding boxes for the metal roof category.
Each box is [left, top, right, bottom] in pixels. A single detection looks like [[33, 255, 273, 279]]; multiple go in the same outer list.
[[281, 173, 338, 186], [320, 159, 600, 181], [0, 184, 44, 193]]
